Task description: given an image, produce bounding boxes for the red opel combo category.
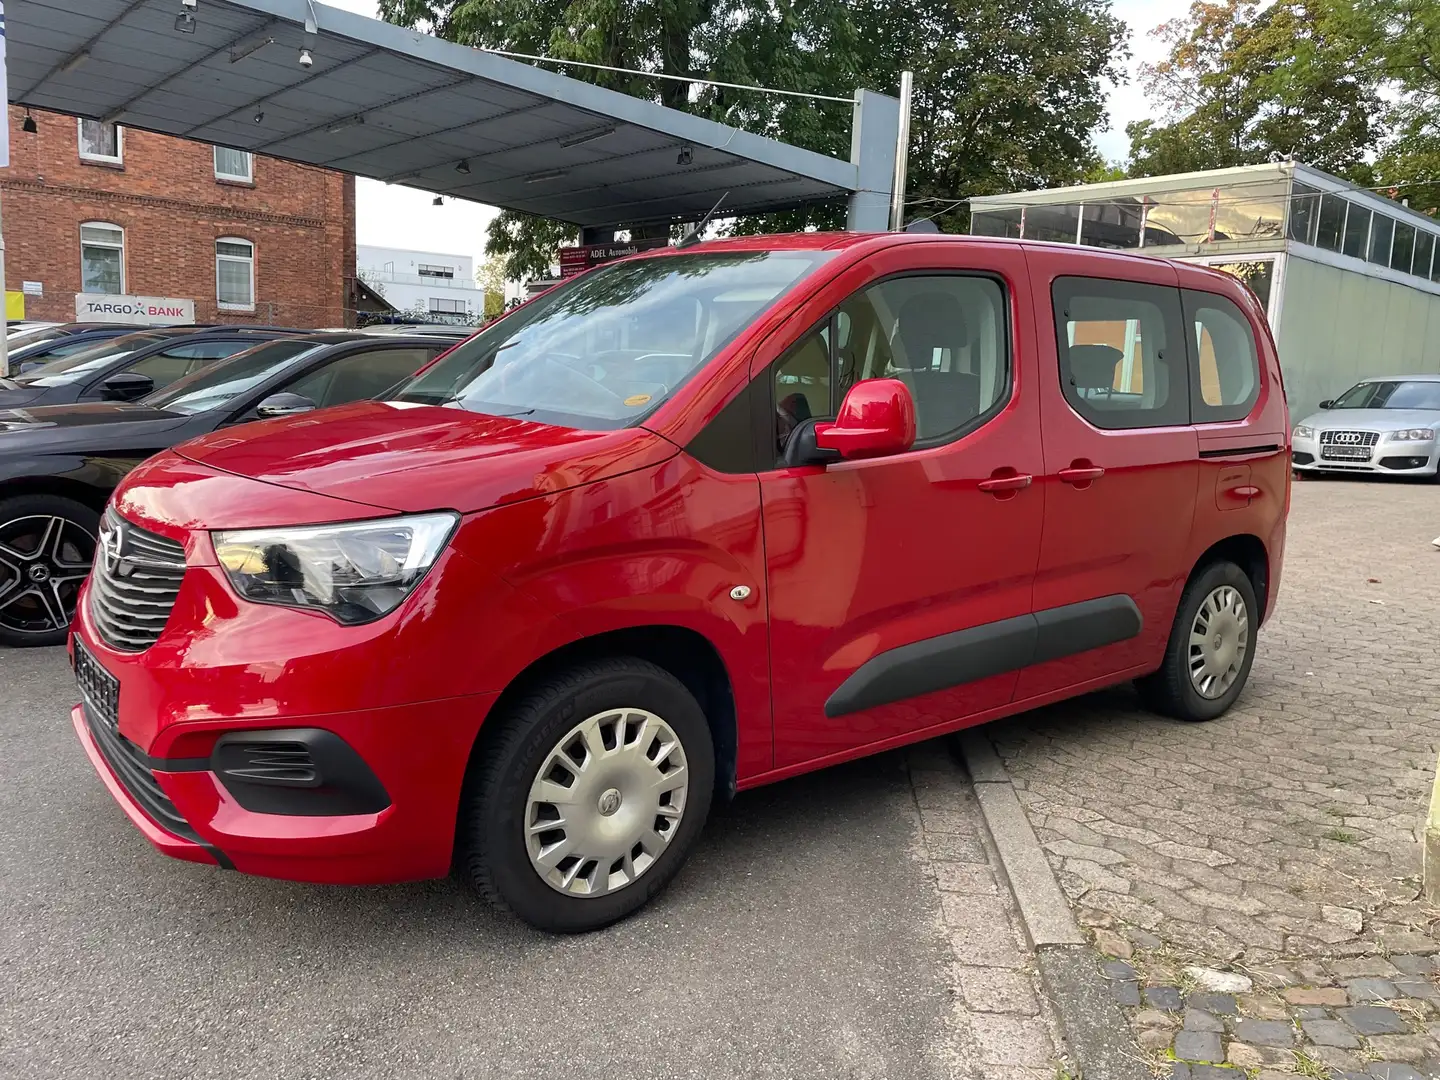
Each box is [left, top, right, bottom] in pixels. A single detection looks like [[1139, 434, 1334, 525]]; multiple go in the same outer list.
[[69, 233, 1288, 931]]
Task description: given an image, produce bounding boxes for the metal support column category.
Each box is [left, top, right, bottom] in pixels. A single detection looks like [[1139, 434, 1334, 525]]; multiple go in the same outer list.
[[846, 89, 900, 233]]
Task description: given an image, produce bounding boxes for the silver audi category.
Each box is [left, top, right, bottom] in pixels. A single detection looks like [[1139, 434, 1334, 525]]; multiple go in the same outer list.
[[1291, 374, 1440, 479]]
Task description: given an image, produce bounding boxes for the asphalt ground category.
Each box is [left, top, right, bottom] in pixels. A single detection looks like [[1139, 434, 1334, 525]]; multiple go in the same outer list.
[[0, 645, 966, 1080]]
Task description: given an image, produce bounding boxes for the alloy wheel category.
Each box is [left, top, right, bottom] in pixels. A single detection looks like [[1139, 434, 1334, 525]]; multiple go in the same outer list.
[[0, 515, 96, 636], [1188, 584, 1249, 700], [525, 707, 689, 898]]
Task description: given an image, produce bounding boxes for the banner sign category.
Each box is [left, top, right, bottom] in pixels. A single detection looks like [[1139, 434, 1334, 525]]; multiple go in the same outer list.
[[76, 294, 196, 325], [558, 238, 669, 279]]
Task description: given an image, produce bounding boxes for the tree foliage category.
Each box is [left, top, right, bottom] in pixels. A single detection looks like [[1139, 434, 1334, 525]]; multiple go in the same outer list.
[[1321, 0, 1440, 213], [379, 0, 1126, 276], [1125, 0, 1383, 182]]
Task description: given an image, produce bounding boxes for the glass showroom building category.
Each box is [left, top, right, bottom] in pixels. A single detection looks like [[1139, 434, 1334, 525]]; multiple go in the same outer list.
[[971, 162, 1440, 418]]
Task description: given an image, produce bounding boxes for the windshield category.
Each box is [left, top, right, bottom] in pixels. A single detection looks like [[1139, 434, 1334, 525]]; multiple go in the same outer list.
[[13, 332, 167, 386], [1331, 380, 1440, 411], [145, 340, 325, 415], [393, 250, 832, 428]]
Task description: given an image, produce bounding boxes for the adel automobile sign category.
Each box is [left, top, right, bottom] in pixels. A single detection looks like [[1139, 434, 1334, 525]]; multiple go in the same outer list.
[[75, 294, 196, 326]]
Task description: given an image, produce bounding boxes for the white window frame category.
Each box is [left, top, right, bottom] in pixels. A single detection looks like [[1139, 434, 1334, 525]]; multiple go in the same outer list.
[[418, 263, 456, 280], [77, 119, 123, 165], [213, 146, 254, 183], [79, 221, 126, 295], [429, 297, 466, 314], [215, 237, 256, 311]]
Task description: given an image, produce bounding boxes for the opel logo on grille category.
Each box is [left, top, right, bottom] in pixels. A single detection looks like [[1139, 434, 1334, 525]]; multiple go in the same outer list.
[[1333, 432, 1364, 444], [99, 523, 133, 577]]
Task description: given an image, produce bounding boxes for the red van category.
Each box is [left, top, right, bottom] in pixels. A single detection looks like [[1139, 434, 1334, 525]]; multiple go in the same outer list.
[[69, 233, 1288, 932]]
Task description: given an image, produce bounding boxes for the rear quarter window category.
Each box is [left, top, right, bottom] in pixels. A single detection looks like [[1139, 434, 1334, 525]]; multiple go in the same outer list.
[[1184, 289, 1261, 424]]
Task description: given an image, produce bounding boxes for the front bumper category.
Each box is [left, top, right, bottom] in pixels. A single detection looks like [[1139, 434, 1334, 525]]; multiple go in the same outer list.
[[72, 680, 500, 884], [1291, 436, 1438, 476]]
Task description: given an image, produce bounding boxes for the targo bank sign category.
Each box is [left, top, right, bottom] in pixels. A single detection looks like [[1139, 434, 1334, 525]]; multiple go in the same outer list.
[[75, 293, 196, 326]]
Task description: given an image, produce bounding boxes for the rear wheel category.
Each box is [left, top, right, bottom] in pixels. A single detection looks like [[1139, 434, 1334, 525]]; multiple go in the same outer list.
[[458, 657, 715, 932], [0, 495, 99, 648], [1138, 561, 1258, 722]]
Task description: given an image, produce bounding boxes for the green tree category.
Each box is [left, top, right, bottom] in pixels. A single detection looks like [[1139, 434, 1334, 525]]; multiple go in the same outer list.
[[380, 0, 1127, 271], [1321, 0, 1440, 213], [1127, 0, 1384, 181]]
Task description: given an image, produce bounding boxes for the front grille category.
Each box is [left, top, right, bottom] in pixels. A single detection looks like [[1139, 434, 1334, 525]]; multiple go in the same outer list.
[[82, 703, 199, 842], [1319, 430, 1378, 462], [89, 510, 187, 652]]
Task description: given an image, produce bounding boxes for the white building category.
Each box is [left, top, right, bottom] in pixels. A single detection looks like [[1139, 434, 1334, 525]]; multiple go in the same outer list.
[[970, 162, 1440, 419], [356, 244, 486, 324]]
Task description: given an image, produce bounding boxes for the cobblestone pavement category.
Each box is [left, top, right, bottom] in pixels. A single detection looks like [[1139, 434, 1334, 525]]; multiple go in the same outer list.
[[904, 741, 1069, 1079], [983, 479, 1440, 1078]]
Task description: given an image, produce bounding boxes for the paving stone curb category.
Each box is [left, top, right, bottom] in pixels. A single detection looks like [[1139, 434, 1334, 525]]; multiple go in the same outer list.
[[957, 729, 1150, 1080]]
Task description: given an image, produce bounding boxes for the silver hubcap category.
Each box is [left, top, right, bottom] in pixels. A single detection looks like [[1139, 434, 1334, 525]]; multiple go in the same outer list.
[[525, 708, 689, 898], [1188, 585, 1249, 699]]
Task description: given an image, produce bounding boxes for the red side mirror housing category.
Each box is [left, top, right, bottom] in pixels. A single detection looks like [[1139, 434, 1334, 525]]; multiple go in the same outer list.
[[814, 378, 917, 460]]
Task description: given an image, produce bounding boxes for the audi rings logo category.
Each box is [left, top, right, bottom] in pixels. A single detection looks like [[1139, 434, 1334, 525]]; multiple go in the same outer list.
[[1331, 432, 1363, 444]]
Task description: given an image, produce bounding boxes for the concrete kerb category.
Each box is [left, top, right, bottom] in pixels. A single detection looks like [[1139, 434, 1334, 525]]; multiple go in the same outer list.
[[956, 728, 1150, 1080]]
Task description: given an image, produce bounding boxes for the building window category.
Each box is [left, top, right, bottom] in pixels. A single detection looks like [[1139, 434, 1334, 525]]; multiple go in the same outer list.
[[216, 238, 255, 309], [213, 146, 253, 183], [1368, 214, 1395, 266], [78, 119, 123, 165], [1420, 231, 1438, 281], [418, 264, 456, 280], [80, 222, 125, 295], [1315, 193, 1346, 252], [429, 297, 466, 314]]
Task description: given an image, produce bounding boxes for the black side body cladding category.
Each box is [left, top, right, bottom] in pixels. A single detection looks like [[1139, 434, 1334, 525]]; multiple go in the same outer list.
[[824, 595, 1142, 718]]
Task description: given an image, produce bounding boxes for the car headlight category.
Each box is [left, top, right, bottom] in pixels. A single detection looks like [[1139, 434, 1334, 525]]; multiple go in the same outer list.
[[1292, 424, 1315, 440], [1386, 428, 1435, 442], [213, 512, 458, 625]]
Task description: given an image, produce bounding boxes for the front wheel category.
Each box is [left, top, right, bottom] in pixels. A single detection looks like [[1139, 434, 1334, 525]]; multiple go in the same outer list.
[[458, 657, 715, 932], [1138, 561, 1258, 722], [0, 495, 99, 648]]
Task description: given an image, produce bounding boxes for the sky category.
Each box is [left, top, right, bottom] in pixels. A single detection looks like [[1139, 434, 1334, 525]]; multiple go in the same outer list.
[[324, 0, 1188, 269]]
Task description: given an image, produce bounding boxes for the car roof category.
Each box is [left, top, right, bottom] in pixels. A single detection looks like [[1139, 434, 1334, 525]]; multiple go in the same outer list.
[[280, 331, 458, 346]]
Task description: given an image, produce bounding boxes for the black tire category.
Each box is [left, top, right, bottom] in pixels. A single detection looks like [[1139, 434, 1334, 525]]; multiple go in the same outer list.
[[0, 494, 100, 648], [457, 657, 715, 933], [1137, 561, 1258, 722]]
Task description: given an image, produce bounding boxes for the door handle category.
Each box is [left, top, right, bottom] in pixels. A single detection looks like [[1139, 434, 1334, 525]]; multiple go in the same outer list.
[[978, 473, 1034, 494], [1232, 484, 1261, 499], [1058, 465, 1106, 485]]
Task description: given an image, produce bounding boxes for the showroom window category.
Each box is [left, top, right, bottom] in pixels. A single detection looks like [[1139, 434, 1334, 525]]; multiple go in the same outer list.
[[216, 238, 255, 309], [78, 120, 123, 165], [80, 222, 125, 295], [213, 146, 254, 183]]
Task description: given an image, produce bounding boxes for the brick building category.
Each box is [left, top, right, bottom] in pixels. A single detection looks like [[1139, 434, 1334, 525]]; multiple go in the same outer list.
[[0, 106, 355, 327]]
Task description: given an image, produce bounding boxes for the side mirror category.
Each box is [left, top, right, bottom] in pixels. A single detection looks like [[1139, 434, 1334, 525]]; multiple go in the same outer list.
[[1318, 399, 1334, 409], [255, 392, 317, 419], [813, 378, 916, 460], [100, 372, 155, 401]]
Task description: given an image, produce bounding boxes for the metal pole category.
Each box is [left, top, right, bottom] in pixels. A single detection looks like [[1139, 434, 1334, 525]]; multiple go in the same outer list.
[[888, 71, 913, 231]]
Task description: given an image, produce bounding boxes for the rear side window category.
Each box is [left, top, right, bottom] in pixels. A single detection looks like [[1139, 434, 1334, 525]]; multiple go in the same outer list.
[[1053, 277, 1189, 429], [1184, 290, 1260, 423]]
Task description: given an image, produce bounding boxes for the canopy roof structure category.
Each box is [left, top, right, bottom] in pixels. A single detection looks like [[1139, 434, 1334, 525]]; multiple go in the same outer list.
[[9, 0, 899, 229]]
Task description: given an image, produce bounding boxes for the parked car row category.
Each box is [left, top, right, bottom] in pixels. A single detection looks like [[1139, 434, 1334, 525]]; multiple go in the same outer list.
[[0, 323, 464, 645]]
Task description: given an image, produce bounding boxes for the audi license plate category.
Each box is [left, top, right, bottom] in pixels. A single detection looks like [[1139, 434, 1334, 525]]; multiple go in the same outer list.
[[74, 640, 120, 733], [1322, 446, 1370, 461]]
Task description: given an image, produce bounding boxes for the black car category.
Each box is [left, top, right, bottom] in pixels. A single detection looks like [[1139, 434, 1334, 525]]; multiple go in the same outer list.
[[6, 325, 147, 374], [0, 326, 304, 410], [0, 333, 450, 645]]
